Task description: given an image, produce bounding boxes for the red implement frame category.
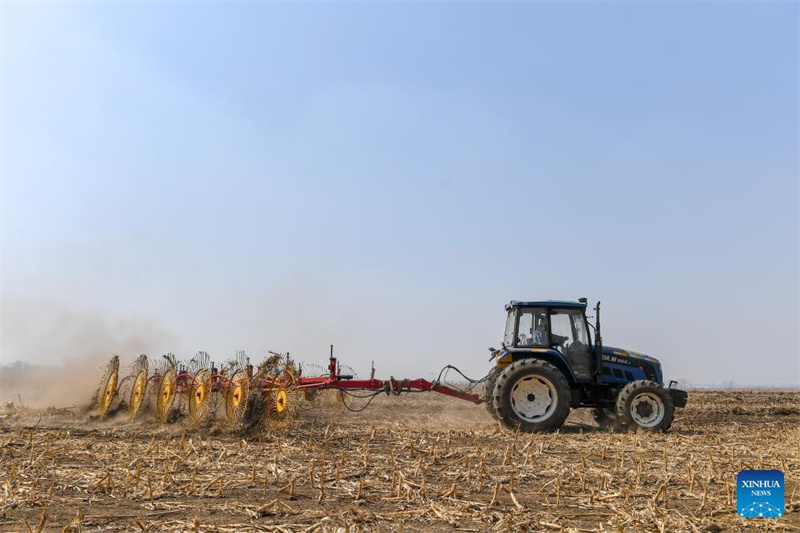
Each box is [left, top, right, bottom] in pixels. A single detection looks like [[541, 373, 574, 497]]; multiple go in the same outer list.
[[273, 350, 483, 405]]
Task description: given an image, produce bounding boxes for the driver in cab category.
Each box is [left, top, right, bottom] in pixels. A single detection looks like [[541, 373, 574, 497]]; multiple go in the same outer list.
[[519, 317, 548, 346]]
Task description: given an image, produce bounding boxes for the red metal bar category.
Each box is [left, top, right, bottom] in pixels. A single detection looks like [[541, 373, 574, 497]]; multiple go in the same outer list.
[[292, 375, 483, 405], [405, 378, 483, 404], [256, 347, 484, 405]]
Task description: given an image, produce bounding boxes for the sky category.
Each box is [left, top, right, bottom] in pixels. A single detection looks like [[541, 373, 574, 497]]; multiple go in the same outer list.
[[1, 2, 798, 386]]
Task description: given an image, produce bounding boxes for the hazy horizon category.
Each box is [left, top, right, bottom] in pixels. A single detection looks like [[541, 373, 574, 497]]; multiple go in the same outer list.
[[1, 2, 798, 387]]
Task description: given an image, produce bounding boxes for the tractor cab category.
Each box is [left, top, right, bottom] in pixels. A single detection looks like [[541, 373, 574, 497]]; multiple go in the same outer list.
[[501, 300, 594, 382]]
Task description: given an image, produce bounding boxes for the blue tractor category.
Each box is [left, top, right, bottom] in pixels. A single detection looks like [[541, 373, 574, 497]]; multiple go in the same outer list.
[[485, 299, 688, 432]]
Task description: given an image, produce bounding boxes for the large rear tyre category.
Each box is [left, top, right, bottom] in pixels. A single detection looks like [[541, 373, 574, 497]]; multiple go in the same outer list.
[[615, 380, 674, 432], [483, 368, 501, 421], [492, 359, 571, 432]]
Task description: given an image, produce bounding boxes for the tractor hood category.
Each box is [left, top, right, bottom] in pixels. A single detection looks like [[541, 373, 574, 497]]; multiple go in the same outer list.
[[600, 346, 663, 384], [602, 346, 660, 365]]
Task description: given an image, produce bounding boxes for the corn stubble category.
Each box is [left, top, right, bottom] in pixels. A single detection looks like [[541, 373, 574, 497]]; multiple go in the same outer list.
[[1, 390, 798, 532]]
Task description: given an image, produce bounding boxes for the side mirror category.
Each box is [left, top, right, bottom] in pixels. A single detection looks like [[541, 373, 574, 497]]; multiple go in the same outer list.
[[488, 347, 496, 352]]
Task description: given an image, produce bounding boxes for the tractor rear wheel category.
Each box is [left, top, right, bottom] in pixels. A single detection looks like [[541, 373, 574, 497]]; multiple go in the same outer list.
[[483, 368, 501, 421], [492, 359, 571, 432], [615, 380, 675, 432]]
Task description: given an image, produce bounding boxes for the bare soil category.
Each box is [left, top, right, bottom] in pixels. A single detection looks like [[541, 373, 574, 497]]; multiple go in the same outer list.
[[1, 390, 798, 532]]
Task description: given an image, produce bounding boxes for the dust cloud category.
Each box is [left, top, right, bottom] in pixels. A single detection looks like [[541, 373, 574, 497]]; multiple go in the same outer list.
[[0, 295, 173, 408]]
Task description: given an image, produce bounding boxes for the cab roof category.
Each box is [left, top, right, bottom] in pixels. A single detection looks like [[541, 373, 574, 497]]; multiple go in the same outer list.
[[506, 300, 587, 310]]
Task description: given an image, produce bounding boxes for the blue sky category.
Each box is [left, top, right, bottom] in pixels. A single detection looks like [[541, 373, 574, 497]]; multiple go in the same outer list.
[[1, 2, 797, 385]]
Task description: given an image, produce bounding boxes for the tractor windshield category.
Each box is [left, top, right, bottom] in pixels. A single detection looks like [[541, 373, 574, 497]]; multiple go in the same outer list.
[[503, 310, 515, 346]]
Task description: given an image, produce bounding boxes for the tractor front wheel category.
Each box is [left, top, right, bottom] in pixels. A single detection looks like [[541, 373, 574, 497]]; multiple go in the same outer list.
[[615, 380, 675, 432], [492, 359, 571, 432]]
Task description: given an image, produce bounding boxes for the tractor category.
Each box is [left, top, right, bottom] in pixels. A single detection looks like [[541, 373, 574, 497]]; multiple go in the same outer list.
[[484, 299, 687, 432], [93, 298, 687, 433]]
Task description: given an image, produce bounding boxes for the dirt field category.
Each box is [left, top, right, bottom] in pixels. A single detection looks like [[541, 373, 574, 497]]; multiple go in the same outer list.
[[1, 390, 798, 532]]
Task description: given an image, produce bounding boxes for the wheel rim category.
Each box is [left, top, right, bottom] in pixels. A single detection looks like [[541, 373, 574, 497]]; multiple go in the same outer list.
[[275, 390, 288, 413], [129, 370, 147, 418], [629, 392, 665, 427], [194, 384, 205, 404], [509, 375, 557, 422], [231, 385, 242, 406]]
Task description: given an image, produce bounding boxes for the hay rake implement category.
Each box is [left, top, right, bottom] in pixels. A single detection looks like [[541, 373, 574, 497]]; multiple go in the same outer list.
[[95, 345, 483, 431]]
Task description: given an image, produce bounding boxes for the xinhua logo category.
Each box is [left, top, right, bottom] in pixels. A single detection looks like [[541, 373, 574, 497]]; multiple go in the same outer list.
[[737, 470, 784, 518]]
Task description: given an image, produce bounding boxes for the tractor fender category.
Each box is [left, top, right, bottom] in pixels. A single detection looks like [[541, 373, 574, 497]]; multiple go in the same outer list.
[[510, 349, 577, 384]]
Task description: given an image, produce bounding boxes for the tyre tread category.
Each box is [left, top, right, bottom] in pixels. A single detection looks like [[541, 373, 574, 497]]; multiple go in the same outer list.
[[483, 368, 501, 421], [492, 358, 571, 433], [615, 379, 675, 432]]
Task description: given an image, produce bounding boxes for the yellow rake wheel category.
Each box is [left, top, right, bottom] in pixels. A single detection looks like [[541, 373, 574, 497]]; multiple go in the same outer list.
[[265, 369, 299, 431], [128, 369, 148, 419], [188, 369, 212, 426], [98, 368, 119, 418], [225, 370, 250, 427], [156, 368, 177, 423]]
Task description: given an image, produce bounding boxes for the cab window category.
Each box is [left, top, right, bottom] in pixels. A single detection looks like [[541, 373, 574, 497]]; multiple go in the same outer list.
[[550, 308, 591, 379], [516, 308, 548, 347]]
